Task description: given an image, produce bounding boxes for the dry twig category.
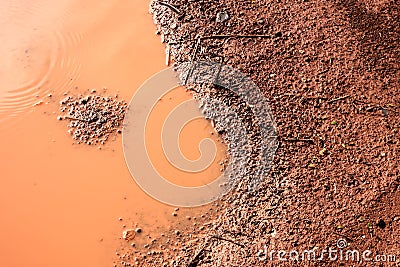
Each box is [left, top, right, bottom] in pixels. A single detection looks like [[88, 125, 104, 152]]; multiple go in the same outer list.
[[201, 34, 272, 40], [328, 95, 350, 103], [157, 1, 181, 14], [210, 235, 245, 248]]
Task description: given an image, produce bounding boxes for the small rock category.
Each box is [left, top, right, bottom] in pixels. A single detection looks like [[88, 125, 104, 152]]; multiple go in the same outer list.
[[216, 11, 229, 23], [122, 229, 136, 241], [319, 148, 327, 156], [376, 219, 386, 229], [135, 228, 142, 233], [271, 229, 277, 237]]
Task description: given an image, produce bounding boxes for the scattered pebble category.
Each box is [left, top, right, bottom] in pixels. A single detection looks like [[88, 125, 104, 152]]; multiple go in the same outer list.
[[122, 229, 136, 241], [377, 219, 386, 229], [216, 11, 229, 23]]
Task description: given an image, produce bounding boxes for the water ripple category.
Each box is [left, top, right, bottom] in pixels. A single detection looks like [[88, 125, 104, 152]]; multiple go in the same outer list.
[[0, 1, 84, 125]]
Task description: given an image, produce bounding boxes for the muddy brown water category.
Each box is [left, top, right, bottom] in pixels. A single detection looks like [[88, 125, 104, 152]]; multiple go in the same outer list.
[[0, 1, 225, 266]]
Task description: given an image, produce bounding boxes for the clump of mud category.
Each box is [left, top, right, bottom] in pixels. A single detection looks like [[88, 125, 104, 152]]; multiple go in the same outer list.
[[58, 94, 127, 145]]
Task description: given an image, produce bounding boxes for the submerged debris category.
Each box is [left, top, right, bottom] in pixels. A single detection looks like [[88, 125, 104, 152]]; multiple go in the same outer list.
[[59, 94, 127, 145], [122, 229, 136, 241]]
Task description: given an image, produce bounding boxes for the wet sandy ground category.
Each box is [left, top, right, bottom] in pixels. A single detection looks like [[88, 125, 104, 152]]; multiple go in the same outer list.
[[0, 1, 225, 266], [144, 0, 400, 266]]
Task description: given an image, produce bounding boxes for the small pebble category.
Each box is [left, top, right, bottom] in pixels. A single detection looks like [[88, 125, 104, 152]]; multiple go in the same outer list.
[[216, 11, 229, 23], [377, 219, 386, 229]]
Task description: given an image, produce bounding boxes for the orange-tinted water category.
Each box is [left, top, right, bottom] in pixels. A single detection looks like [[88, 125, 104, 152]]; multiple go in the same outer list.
[[146, 86, 227, 188], [0, 1, 225, 266]]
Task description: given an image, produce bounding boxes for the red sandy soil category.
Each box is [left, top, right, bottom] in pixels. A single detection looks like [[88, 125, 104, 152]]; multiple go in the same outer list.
[[116, 0, 400, 266]]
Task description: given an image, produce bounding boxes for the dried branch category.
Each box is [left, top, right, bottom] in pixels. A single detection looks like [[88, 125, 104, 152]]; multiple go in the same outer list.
[[157, 1, 181, 14], [327, 95, 350, 103], [210, 235, 245, 248]]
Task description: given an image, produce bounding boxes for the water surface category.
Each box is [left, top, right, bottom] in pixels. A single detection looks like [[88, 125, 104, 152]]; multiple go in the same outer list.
[[0, 1, 225, 266]]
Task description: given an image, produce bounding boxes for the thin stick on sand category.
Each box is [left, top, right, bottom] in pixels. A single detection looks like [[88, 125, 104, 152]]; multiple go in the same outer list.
[[184, 38, 201, 86], [327, 95, 350, 103], [63, 116, 87, 122], [201, 34, 272, 40], [187, 247, 207, 267], [165, 44, 170, 66], [210, 235, 245, 248], [157, 1, 181, 15]]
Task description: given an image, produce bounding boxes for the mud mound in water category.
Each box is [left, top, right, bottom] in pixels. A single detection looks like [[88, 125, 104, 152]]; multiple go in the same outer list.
[[59, 94, 127, 145]]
